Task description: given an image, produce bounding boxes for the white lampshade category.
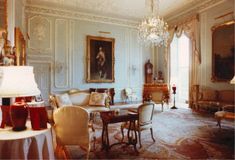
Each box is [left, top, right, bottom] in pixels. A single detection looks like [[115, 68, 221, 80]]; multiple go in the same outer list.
[[0, 66, 40, 97], [230, 76, 235, 84]]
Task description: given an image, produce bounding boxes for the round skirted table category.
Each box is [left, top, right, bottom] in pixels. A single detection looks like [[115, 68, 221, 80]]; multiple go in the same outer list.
[[0, 121, 55, 159]]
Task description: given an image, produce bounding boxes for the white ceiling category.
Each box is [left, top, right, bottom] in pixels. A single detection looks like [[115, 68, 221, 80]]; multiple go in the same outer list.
[[26, 0, 208, 21]]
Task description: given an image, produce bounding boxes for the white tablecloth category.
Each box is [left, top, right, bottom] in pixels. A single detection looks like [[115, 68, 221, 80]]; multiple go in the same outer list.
[[0, 121, 55, 159]]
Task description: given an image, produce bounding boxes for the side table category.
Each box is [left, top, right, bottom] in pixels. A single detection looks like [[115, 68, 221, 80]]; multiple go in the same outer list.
[[0, 121, 55, 159], [100, 110, 138, 153]]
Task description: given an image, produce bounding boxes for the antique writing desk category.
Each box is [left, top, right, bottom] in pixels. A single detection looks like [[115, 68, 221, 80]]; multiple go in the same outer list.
[[100, 110, 138, 152], [143, 83, 169, 103]]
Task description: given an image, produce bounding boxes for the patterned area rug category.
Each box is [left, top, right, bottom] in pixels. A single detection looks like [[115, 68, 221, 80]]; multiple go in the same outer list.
[[65, 107, 235, 159]]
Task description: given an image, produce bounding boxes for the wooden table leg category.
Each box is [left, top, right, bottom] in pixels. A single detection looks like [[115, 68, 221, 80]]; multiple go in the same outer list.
[[127, 120, 138, 153], [101, 122, 110, 151]]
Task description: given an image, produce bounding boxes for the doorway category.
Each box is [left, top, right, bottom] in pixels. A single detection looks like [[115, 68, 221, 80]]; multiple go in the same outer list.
[[170, 33, 190, 104]]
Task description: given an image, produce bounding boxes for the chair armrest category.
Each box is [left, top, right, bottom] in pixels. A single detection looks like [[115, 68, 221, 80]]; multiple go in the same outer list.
[[49, 94, 59, 109], [88, 121, 95, 132], [222, 105, 235, 113]]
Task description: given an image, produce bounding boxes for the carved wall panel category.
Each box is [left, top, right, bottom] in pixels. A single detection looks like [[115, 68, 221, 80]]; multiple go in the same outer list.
[[26, 11, 148, 102], [28, 15, 52, 53], [54, 19, 70, 88], [28, 61, 51, 105]]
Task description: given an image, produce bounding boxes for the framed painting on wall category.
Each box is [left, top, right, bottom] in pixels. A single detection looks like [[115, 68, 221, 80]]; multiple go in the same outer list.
[[211, 20, 235, 82], [86, 35, 115, 83]]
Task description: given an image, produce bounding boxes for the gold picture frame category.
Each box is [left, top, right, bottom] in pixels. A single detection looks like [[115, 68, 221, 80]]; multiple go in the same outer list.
[[0, 0, 8, 36], [211, 20, 235, 82], [86, 35, 115, 83], [15, 27, 26, 65]]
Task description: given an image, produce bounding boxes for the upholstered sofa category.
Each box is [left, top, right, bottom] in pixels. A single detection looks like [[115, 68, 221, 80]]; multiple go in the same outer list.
[[192, 85, 234, 112], [49, 88, 140, 114]]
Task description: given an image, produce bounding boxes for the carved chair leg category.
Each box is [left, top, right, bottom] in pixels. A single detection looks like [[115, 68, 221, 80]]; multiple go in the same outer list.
[[93, 136, 96, 151], [55, 145, 60, 158], [216, 118, 221, 128], [161, 103, 164, 112], [86, 150, 90, 160], [55, 145, 68, 159], [138, 130, 142, 148], [121, 125, 124, 142], [150, 128, 155, 142]]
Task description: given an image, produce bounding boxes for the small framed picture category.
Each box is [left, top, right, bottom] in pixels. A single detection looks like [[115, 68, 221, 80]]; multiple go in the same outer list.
[[35, 95, 43, 102]]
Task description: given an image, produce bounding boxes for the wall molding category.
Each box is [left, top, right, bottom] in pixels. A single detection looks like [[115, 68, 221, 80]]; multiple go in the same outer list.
[[69, 20, 75, 88], [25, 4, 138, 28], [54, 19, 70, 89], [28, 15, 52, 54], [27, 60, 52, 105]]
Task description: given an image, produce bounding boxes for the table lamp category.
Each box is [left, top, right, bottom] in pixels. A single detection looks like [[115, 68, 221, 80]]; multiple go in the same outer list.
[[0, 66, 40, 131]]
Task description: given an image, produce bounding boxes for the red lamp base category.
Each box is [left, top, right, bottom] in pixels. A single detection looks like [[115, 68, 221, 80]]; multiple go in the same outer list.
[[10, 102, 28, 131], [0, 105, 12, 128], [13, 125, 27, 131]]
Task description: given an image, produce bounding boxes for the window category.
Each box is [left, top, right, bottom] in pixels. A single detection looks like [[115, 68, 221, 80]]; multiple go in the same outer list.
[[170, 33, 190, 103]]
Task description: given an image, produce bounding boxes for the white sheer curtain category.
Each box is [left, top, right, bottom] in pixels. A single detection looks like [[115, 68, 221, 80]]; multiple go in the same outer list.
[[165, 15, 201, 106]]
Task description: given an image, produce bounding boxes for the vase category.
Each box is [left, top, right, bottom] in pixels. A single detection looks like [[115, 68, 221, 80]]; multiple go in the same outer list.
[[10, 102, 28, 131]]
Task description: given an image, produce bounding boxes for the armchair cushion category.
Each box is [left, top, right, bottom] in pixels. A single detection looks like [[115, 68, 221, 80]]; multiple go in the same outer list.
[[69, 92, 90, 106], [88, 92, 107, 106], [55, 93, 73, 108]]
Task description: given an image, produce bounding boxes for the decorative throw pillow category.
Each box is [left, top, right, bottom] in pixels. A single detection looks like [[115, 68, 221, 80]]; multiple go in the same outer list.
[[55, 93, 72, 108], [88, 92, 107, 106], [69, 92, 90, 106]]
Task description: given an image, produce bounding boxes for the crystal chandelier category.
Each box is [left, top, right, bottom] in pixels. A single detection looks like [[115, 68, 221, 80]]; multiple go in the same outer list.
[[138, 0, 169, 47]]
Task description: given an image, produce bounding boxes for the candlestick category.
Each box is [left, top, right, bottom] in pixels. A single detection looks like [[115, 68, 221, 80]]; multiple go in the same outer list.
[[172, 84, 176, 94], [171, 84, 177, 109]]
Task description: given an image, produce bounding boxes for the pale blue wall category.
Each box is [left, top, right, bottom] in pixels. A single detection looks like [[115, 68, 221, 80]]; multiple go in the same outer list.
[[26, 11, 152, 103]]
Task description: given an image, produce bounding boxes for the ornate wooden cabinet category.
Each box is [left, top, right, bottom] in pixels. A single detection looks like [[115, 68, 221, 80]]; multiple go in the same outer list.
[[143, 83, 169, 103]]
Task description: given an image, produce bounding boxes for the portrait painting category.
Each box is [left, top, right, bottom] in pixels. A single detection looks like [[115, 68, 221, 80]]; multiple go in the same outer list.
[[211, 20, 235, 82], [86, 35, 115, 83]]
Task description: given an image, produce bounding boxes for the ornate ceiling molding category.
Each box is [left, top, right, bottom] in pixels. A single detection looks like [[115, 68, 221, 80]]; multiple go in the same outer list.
[[166, 0, 225, 25], [25, 0, 226, 29], [25, 5, 139, 28]]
